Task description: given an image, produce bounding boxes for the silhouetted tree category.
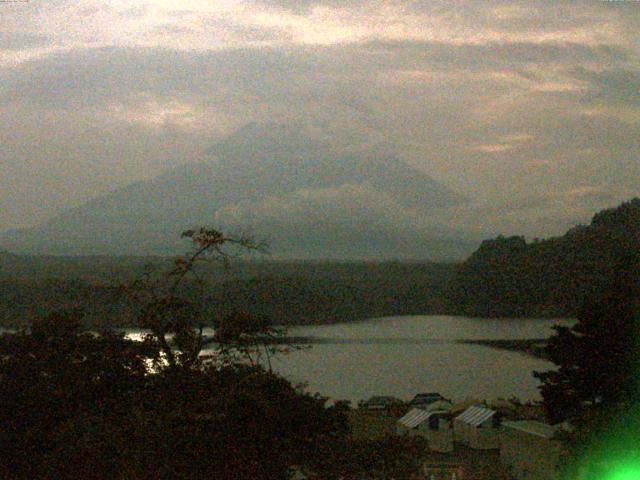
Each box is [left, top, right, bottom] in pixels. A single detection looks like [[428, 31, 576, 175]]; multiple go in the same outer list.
[[124, 227, 271, 368], [534, 255, 640, 478], [0, 229, 354, 480], [0, 313, 349, 479], [0, 309, 157, 479], [534, 258, 640, 423]]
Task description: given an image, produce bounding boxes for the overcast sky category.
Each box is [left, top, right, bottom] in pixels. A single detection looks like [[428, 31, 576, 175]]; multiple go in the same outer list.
[[1, 0, 638, 238]]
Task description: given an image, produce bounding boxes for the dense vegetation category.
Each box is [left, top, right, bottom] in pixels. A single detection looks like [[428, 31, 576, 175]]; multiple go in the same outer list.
[[534, 257, 640, 478], [0, 308, 376, 479], [0, 257, 455, 328], [1, 199, 638, 327], [0, 228, 431, 480], [1, 202, 638, 478], [445, 198, 640, 318]]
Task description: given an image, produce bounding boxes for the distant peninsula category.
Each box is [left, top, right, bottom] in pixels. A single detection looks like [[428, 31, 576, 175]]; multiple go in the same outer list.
[[444, 198, 640, 318], [0, 198, 638, 328]]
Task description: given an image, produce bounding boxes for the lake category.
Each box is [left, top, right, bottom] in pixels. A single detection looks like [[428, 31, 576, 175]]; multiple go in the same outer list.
[[262, 315, 574, 404], [2, 315, 572, 404]]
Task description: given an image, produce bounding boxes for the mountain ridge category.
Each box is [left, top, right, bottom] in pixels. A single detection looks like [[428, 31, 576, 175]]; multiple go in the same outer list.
[[1, 123, 474, 259]]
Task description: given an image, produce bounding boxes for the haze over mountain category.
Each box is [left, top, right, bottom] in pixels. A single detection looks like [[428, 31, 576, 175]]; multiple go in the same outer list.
[[1, 123, 477, 260]]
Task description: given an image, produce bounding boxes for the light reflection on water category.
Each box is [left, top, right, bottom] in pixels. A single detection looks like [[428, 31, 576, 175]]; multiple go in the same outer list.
[[3, 315, 573, 404]]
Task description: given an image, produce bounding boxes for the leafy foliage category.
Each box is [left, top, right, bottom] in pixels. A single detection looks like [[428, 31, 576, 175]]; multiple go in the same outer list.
[[0, 259, 455, 328], [533, 257, 640, 478], [0, 229, 383, 480], [0, 310, 156, 479], [316, 434, 429, 479], [534, 260, 640, 423], [0, 314, 350, 479]]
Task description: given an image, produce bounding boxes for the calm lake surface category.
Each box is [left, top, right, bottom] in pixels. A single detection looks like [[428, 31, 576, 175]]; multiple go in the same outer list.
[[264, 315, 575, 403], [2, 315, 573, 404]]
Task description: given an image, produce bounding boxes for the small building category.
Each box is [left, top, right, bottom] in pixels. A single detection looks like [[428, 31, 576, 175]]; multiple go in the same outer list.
[[397, 408, 432, 435], [360, 395, 403, 411], [450, 398, 483, 415], [422, 462, 464, 480], [425, 399, 454, 412], [500, 420, 562, 480], [410, 392, 444, 408], [397, 408, 454, 453], [453, 405, 501, 450]]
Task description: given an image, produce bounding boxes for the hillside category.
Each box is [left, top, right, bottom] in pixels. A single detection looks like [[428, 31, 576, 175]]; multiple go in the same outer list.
[[445, 198, 640, 318], [3, 200, 637, 327], [0, 255, 456, 328]]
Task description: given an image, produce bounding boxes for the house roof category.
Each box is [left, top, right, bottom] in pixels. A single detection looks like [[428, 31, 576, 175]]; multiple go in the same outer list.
[[366, 396, 401, 405], [398, 408, 434, 428], [454, 405, 496, 426], [398, 408, 450, 429], [502, 420, 557, 439], [410, 392, 442, 403]]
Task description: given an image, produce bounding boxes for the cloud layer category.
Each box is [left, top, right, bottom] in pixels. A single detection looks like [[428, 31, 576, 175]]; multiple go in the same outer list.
[[1, 0, 638, 241]]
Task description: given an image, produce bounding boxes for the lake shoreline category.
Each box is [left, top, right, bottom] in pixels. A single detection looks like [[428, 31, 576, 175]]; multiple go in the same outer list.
[[267, 336, 551, 360], [458, 338, 549, 360], [3, 316, 567, 402]]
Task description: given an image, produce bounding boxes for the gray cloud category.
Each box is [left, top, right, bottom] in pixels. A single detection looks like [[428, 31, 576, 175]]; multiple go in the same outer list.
[[251, 0, 368, 15], [360, 39, 629, 73], [0, 0, 638, 245], [571, 67, 640, 106], [1, 38, 628, 112], [0, 32, 50, 51]]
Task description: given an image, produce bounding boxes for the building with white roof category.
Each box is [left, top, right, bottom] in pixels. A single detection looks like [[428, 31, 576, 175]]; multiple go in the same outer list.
[[397, 408, 433, 433], [397, 408, 454, 452], [500, 420, 563, 480], [453, 405, 501, 450]]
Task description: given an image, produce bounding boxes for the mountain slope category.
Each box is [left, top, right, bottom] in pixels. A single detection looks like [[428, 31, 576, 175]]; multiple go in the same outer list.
[[1, 123, 474, 259]]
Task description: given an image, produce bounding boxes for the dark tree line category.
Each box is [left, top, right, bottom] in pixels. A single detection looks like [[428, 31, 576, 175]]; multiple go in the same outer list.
[[446, 198, 640, 318], [0, 258, 455, 329], [0, 228, 429, 480], [535, 254, 640, 479], [0, 312, 351, 479]]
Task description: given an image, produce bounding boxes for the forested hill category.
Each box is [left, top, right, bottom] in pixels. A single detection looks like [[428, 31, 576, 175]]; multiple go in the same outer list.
[[0, 258, 455, 328], [445, 198, 640, 318], [1, 199, 638, 326]]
